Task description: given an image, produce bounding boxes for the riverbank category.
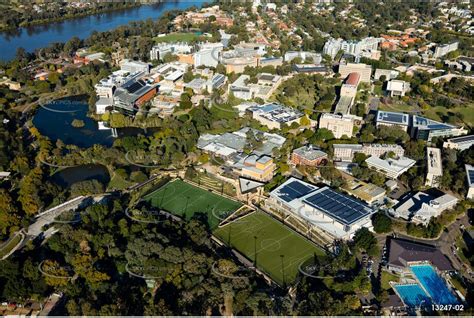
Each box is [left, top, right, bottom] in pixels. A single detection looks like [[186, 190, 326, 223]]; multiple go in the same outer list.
[[0, 2, 144, 33]]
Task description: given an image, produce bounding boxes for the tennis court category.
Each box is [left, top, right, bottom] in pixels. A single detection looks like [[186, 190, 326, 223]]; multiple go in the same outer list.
[[143, 179, 242, 229], [213, 211, 326, 285]]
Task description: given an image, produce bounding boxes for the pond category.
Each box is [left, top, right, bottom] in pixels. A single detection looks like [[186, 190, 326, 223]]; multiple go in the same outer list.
[[51, 164, 110, 188], [32, 98, 154, 148]]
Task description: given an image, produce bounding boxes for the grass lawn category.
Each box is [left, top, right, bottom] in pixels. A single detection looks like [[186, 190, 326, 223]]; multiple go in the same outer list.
[[213, 211, 326, 285], [154, 32, 200, 44], [143, 179, 242, 229], [422, 103, 474, 128], [380, 270, 400, 290], [0, 234, 22, 259], [378, 102, 416, 113]]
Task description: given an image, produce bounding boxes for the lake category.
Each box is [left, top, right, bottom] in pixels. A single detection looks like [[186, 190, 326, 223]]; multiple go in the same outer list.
[[0, 0, 205, 61], [32, 98, 155, 148]]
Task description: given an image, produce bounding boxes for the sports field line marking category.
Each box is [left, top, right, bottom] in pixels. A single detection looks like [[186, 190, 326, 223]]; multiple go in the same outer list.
[[143, 179, 179, 200]]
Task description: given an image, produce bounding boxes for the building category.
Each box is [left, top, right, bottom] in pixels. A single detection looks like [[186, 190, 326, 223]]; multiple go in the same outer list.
[[228, 75, 253, 100], [292, 64, 328, 74], [443, 134, 474, 151], [184, 78, 208, 94], [259, 57, 283, 68], [247, 103, 304, 130], [194, 42, 224, 68], [342, 174, 386, 205], [284, 51, 322, 64], [386, 80, 410, 97], [386, 238, 453, 273], [323, 37, 344, 58], [150, 42, 193, 61], [120, 59, 150, 74], [411, 115, 467, 141], [207, 73, 226, 92], [291, 145, 328, 167], [365, 156, 416, 179], [267, 177, 375, 240], [232, 154, 276, 182], [374, 68, 399, 81], [318, 113, 356, 139], [197, 127, 286, 160], [113, 78, 158, 113], [433, 42, 459, 58], [324, 37, 381, 59], [465, 164, 474, 199], [375, 111, 410, 131], [222, 55, 258, 73], [152, 95, 179, 117], [335, 72, 360, 114], [338, 63, 372, 83], [392, 191, 458, 225], [333, 143, 405, 162], [425, 147, 442, 187]]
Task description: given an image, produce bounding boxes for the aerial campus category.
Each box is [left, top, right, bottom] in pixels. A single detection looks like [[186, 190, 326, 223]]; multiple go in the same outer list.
[[0, 0, 473, 317]]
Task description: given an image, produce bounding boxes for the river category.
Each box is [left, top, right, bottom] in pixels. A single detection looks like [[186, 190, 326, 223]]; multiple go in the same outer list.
[[0, 0, 205, 61]]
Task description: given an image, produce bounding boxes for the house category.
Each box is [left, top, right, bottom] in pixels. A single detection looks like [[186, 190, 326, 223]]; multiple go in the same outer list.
[[291, 145, 328, 167], [266, 177, 375, 240], [425, 147, 442, 188], [465, 164, 474, 199], [392, 191, 458, 225], [365, 156, 416, 179], [386, 238, 453, 273]]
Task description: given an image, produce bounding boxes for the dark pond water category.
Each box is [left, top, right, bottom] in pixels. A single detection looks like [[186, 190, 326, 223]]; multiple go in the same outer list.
[[32, 98, 155, 148], [0, 0, 205, 61], [51, 164, 110, 187]]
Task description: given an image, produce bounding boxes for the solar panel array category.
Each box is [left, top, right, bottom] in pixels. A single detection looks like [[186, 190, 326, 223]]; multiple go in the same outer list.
[[379, 111, 407, 124], [303, 187, 373, 225], [126, 80, 146, 94], [450, 134, 474, 143], [277, 180, 316, 202]]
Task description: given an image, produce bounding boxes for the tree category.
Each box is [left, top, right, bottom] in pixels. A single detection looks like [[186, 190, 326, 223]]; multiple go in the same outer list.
[[372, 213, 392, 233], [353, 228, 378, 256]]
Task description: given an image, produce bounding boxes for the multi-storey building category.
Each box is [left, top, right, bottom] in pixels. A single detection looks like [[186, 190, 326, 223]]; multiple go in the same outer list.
[[290, 145, 328, 167], [338, 63, 372, 83], [333, 143, 405, 161], [318, 113, 357, 139]]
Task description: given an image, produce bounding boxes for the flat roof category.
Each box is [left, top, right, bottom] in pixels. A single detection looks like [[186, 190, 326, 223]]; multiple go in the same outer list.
[[427, 147, 442, 175], [376, 111, 409, 126], [272, 178, 318, 203], [303, 187, 374, 225], [446, 134, 474, 144]]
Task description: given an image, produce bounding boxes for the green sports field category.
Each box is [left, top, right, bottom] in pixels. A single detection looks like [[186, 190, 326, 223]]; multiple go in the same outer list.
[[143, 179, 242, 229], [213, 212, 326, 285]]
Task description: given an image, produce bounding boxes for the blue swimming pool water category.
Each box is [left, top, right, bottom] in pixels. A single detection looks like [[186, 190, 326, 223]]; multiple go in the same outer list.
[[394, 284, 431, 308], [410, 264, 459, 305]]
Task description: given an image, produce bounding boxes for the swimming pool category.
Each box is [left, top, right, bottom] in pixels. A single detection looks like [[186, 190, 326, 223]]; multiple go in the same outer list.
[[410, 264, 459, 305], [393, 284, 431, 308]]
